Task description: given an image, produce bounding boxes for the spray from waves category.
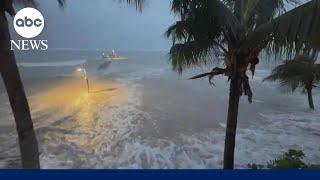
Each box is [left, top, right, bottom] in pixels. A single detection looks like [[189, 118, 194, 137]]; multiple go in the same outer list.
[[113, 68, 169, 84], [94, 110, 320, 169], [30, 77, 218, 169], [1, 69, 319, 168], [38, 79, 320, 169], [33, 80, 148, 168]]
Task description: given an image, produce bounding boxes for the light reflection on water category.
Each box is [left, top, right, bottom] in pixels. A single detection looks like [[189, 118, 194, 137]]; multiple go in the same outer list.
[[30, 78, 138, 156]]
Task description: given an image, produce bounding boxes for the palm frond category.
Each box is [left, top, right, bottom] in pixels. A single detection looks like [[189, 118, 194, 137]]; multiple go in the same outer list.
[[167, 0, 241, 73], [57, 0, 65, 8], [244, 0, 320, 56], [8, 0, 65, 16], [118, 0, 146, 12], [169, 41, 216, 73], [243, 0, 295, 31], [264, 55, 320, 92], [170, 0, 241, 43]]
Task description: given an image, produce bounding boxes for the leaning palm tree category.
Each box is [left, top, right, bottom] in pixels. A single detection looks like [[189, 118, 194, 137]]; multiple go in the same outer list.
[[264, 55, 320, 110], [166, 0, 320, 169], [0, 0, 144, 168]]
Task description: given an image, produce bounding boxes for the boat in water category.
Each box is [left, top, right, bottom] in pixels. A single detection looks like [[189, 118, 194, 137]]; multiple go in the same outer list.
[[102, 50, 126, 61]]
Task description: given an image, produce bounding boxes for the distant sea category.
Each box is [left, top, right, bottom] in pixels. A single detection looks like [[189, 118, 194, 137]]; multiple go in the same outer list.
[[0, 50, 319, 168]]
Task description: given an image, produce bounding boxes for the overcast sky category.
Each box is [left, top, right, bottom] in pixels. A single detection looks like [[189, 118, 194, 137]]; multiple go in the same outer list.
[[9, 0, 174, 51]]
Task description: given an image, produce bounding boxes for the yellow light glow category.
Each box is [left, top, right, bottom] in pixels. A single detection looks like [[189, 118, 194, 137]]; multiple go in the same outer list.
[[31, 78, 134, 130], [29, 78, 137, 152]]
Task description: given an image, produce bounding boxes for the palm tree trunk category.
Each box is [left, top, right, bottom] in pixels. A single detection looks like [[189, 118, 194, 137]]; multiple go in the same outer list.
[[307, 88, 315, 110], [223, 63, 240, 169], [0, 10, 40, 169]]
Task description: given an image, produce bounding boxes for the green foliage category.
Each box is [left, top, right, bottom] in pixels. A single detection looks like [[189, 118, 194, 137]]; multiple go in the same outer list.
[[245, 0, 320, 56], [248, 163, 265, 170], [268, 150, 307, 169], [248, 150, 320, 169], [264, 55, 320, 92], [167, 0, 239, 72], [166, 0, 320, 106], [167, 0, 320, 73]]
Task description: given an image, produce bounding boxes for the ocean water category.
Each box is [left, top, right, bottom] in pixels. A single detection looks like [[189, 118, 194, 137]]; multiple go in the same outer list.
[[0, 50, 319, 168]]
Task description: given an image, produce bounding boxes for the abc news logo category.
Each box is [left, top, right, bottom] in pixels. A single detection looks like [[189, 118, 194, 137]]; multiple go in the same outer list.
[[11, 8, 48, 51], [16, 16, 43, 28]]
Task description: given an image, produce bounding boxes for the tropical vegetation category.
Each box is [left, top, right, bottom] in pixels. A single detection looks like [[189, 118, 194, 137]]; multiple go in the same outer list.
[[264, 55, 320, 110], [166, 0, 320, 169], [249, 149, 320, 169], [1, 0, 320, 169]]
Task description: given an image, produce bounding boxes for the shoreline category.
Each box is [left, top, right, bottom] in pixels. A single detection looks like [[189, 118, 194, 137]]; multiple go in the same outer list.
[[0, 53, 319, 168]]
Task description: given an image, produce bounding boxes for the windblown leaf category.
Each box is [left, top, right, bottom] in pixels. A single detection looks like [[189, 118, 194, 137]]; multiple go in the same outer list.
[[167, 0, 243, 73], [264, 55, 320, 92], [118, 0, 146, 12], [244, 0, 320, 55], [169, 41, 216, 73]]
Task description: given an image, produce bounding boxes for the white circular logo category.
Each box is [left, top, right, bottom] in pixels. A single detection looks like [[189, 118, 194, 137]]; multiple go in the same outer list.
[[13, 8, 45, 39]]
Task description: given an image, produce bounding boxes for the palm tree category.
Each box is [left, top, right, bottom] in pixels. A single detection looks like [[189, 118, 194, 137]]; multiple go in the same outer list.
[[0, 0, 144, 168], [0, 0, 42, 169], [264, 55, 320, 110], [166, 0, 320, 169], [0, 0, 70, 169]]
